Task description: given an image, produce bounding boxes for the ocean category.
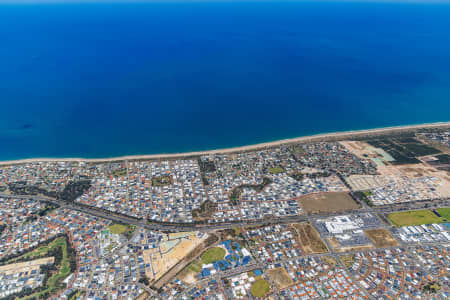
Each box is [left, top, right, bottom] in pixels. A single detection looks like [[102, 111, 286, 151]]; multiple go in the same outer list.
[[0, 1, 449, 160]]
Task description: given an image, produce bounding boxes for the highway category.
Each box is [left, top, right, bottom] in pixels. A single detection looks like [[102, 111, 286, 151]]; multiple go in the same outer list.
[[0, 193, 449, 233]]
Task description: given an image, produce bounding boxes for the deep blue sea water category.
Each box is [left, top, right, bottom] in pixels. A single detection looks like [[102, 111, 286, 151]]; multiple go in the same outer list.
[[0, 1, 450, 160]]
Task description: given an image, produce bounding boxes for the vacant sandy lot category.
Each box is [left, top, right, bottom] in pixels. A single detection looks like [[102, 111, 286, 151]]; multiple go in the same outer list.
[[292, 223, 328, 254], [0, 257, 54, 275], [365, 229, 399, 248], [327, 237, 374, 253], [297, 192, 360, 213], [345, 175, 394, 191], [267, 267, 294, 289], [135, 292, 149, 300], [143, 232, 207, 281]]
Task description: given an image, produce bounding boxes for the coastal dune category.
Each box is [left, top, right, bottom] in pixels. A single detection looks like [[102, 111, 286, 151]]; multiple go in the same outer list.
[[0, 122, 448, 165]]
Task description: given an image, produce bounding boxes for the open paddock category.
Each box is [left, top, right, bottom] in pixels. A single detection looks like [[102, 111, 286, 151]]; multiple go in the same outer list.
[[292, 222, 328, 254], [267, 267, 294, 289], [297, 192, 360, 213], [364, 229, 399, 248]]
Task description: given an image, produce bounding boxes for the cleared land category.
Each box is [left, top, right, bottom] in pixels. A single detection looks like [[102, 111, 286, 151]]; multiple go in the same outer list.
[[144, 232, 207, 282], [292, 223, 328, 254], [135, 292, 150, 300], [152, 234, 218, 289], [297, 192, 359, 213], [201, 247, 226, 264], [327, 237, 373, 253], [0, 257, 54, 274], [251, 279, 271, 298], [267, 267, 294, 289], [388, 210, 444, 226], [436, 207, 450, 221], [345, 175, 391, 191], [365, 229, 399, 248]]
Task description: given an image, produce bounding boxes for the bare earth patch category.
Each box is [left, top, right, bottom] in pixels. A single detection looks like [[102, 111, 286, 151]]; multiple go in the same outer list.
[[297, 192, 360, 214], [365, 229, 399, 248], [292, 223, 328, 254], [135, 292, 149, 300], [267, 267, 294, 289], [327, 237, 374, 253]]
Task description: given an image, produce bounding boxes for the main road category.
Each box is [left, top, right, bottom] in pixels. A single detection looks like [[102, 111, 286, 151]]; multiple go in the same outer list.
[[1, 193, 448, 233]]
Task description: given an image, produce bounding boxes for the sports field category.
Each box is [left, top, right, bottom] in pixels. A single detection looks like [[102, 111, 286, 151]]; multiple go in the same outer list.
[[250, 279, 271, 297], [201, 247, 225, 264], [109, 223, 128, 234], [388, 210, 443, 226], [436, 207, 450, 221]]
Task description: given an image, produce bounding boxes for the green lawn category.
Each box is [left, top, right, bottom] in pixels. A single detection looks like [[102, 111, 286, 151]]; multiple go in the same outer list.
[[388, 210, 444, 226], [250, 279, 271, 297], [188, 261, 202, 273], [269, 167, 285, 174], [109, 223, 128, 234], [201, 247, 226, 264], [436, 207, 450, 221]]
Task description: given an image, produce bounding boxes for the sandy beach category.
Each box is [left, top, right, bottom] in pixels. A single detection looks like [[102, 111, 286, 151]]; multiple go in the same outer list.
[[0, 122, 448, 166]]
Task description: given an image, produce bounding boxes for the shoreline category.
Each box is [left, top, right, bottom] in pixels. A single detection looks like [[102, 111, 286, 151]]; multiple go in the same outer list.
[[0, 121, 448, 166]]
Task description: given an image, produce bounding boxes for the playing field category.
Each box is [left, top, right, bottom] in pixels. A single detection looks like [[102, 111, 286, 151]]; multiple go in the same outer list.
[[250, 279, 271, 298], [298, 192, 360, 213], [365, 229, 399, 248], [201, 247, 225, 264], [269, 167, 285, 174], [436, 207, 450, 221], [108, 223, 128, 234], [388, 210, 443, 226]]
